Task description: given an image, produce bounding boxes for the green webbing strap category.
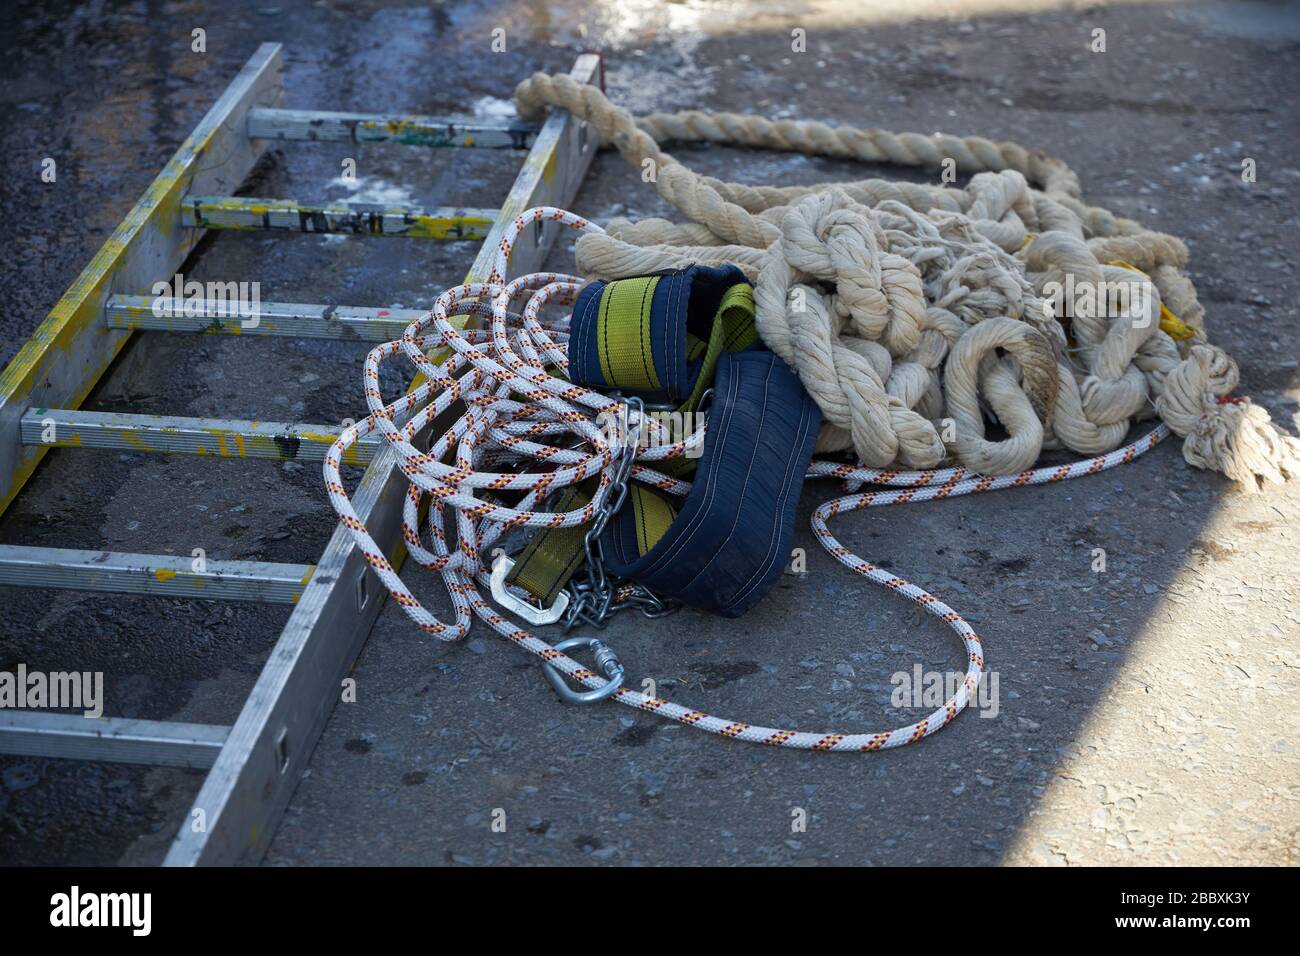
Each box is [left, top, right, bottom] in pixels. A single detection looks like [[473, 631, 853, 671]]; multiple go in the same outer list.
[[504, 281, 755, 605], [680, 282, 758, 413], [656, 282, 758, 479]]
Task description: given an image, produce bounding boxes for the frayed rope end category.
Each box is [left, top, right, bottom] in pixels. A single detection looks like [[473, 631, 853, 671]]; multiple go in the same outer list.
[[1181, 397, 1300, 492]]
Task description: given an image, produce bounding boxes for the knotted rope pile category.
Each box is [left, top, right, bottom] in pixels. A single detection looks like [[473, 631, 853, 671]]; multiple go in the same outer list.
[[515, 73, 1300, 487]]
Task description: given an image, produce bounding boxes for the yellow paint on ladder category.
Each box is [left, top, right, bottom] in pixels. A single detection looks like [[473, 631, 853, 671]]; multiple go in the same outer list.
[[0, 43, 282, 518]]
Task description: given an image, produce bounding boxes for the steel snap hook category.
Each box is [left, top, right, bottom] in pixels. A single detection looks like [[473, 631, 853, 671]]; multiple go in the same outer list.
[[490, 553, 569, 626], [542, 636, 625, 705]]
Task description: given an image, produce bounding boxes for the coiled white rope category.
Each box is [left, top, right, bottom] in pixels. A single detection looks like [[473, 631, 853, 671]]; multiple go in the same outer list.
[[323, 207, 1170, 751]]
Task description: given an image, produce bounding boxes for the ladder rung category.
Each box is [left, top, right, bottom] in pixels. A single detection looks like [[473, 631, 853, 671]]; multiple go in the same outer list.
[[247, 106, 538, 150], [184, 196, 496, 240], [21, 409, 379, 464], [0, 712, 228, 768], [105, 294, 425, 341], [0, 545, 315, 604]]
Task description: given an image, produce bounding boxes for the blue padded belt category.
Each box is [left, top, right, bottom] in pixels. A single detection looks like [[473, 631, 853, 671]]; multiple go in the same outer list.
[[602, 350, 821, 618]]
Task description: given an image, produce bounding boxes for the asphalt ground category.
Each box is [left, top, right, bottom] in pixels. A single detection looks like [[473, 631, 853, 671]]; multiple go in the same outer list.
[[0, 0, 1297, 865]]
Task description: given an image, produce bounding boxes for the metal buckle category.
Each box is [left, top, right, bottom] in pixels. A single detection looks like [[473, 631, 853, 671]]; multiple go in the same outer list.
[[542, 636, 625, 705], [489, 554, 569, 626]]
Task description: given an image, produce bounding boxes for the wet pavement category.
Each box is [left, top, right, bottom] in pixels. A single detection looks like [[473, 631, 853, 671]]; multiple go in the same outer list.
[[1, 0, 1298, 865]]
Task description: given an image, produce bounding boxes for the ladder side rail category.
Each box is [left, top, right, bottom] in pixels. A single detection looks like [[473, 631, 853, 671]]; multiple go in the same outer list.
[[0, 43, 284, 519]]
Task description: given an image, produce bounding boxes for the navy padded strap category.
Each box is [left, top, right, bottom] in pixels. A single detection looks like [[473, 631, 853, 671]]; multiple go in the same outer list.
[[602, 351, 822, 618], [569, 263, 750, 403]]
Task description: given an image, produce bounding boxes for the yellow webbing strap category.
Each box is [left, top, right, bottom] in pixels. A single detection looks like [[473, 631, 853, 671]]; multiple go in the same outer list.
[[596, 275, 662, 391], [681, 282, 758, 413], [505, 485, 593, 607], [1107, 260, 1199, 341], [629, 483, 677, 555]]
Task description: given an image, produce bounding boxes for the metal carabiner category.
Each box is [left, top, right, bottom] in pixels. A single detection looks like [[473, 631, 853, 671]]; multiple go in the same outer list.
[[542, 636, 625, 705]]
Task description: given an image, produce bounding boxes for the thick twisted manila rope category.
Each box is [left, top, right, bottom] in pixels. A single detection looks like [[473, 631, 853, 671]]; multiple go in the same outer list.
[[514, 73, 1300, 488]]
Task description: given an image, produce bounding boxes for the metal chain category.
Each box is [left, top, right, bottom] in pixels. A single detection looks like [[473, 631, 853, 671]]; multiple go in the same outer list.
[[561, 395, 678, 630]]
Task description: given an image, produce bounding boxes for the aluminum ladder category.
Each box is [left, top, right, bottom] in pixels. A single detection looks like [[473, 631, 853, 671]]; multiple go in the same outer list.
[[0, 43, 601, 865]]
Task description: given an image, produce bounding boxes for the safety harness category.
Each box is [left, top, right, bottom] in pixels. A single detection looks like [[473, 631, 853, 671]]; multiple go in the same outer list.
[[497, 265, 819, 624]]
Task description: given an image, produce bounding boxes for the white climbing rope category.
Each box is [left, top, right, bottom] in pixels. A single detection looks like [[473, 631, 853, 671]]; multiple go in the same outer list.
[[323, 207, 1170, 751]]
